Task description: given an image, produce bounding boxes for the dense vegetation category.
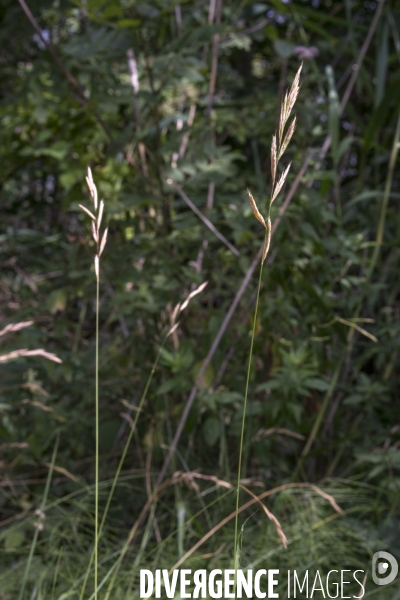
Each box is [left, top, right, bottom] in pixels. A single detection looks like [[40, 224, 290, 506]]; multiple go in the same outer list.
[[0, 0, 399, 597]]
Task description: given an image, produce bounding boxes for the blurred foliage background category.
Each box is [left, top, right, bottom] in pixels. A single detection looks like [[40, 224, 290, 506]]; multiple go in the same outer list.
[[1, 0, 400, 597]]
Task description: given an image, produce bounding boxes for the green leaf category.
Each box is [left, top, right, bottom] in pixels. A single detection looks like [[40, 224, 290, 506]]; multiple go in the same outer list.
[[4, 529, 25, 551], [35, 141, 70, 161], [47, 290, 67, 314], [203, 416, 220, 447], [117, 19, 141, 28], [273, 39, 295, 58]]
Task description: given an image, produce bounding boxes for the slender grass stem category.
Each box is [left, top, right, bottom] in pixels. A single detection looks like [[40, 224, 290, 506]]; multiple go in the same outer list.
[[79, 339, 167, 600], [18, 435, 59, 600], [94, 275, 99, 600], [233, 230, 266, 580]]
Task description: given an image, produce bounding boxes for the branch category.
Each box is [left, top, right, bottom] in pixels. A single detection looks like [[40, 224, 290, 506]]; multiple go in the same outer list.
[[172, 183, 240, 256]]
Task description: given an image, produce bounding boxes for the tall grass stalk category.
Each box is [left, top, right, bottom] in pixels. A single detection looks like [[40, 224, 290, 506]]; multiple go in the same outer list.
[[78, 340, 166, 600], [80, 168, 108, 599], [233, 64, 302, 587], [76, 193, 208, 599]]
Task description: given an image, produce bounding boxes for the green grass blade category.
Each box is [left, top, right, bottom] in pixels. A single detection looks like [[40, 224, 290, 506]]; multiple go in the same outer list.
[[18, 435, 60, 600], [233, 233, 265, 579]]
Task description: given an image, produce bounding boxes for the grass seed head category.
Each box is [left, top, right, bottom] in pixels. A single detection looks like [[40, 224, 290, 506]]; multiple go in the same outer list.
[[287, 62, 302, 118], [79, 204, 96, 221], [247, 189, 266, 228], [86, 167, 98, 210], [271, 162, 292, 204], [99, 228, 108, 257], [278, 63, 302, 148], [262, 218, 272, 264], [97, 200, 104, 230], [278, 116, 297, 160], [271, 135, 277, 187]]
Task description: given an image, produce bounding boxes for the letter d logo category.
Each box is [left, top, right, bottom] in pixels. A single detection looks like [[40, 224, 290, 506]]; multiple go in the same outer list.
[[372, 551, 398, 586]]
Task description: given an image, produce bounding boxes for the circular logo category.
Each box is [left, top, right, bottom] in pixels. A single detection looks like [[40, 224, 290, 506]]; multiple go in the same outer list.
[[372, 551, 398, 586]]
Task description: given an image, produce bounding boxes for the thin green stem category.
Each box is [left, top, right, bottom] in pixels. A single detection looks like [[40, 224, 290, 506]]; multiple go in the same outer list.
[[18, 435, 59, 600], [79, 338, 167, 600], [95, 275, 99, 600], [233, 231, 266, 585], [51, 546, 63, 600]]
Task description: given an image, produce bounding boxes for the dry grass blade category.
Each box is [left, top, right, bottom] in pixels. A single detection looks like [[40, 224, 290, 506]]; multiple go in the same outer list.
[[27, 400, 53, 412], [171, 302, 181, 323], [310, 485, 345, 516], [166, 321, 180, 338], [253, 427, 306, 441], [0, 349, 62, 363], [0, 442, 29, 449], [79, 204, 96, 221], [0, 321, 33, 337], [240, 484, 288, 549], [247, 189, 266, 227], [180, 281, 208, 311], [271, 162, 291, 204], [46, 463, 79, 483], [167, 482, 343, 574], [278, 116, 297, 160], [179, 471, 233, 490]]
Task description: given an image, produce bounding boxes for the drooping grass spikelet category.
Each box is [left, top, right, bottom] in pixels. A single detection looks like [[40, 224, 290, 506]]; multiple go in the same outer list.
[[247, 189, 266, 228]]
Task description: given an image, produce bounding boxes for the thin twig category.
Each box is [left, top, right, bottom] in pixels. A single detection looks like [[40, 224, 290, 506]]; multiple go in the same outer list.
[[172, 183, 240, 256], [206, 0, 223, 118]]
